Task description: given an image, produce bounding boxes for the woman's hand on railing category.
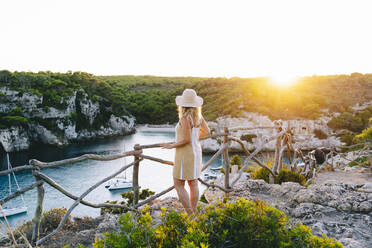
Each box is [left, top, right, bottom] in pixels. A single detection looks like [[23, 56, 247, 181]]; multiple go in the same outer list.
[[160, 143, 174, 149]]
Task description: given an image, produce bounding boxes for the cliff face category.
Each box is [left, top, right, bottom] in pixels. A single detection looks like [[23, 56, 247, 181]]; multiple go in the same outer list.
[[201, 112, 343, 152], [0, 87, 135, 153]]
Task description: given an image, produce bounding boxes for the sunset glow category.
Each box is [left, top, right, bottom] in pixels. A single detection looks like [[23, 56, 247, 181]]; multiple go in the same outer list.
[[269, 74, 299, 87]]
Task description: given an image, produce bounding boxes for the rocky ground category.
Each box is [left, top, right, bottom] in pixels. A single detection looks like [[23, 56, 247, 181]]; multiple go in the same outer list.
[[204, 175, 372, 248], [1, 171, 371, 247]]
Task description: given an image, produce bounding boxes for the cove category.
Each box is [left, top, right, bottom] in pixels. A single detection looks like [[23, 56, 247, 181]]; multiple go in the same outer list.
[[0, 129, 224, 230]]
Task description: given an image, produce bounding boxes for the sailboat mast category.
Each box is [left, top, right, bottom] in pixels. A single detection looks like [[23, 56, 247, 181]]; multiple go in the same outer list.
[[7, 153, 11, 194], [8, 153, 26, 205], [123, 143, 127, 179]]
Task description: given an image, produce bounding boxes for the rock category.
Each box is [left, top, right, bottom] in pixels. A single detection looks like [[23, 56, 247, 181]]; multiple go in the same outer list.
[[358, 201, 372, 213], [94, 213, 122, 239], [0, 87, 136, 152], [338, 238, 366, 248], [204, 179, 372, 247], [312, 222, 328, 236], [201, 112, 342, 152], [0, 126, 30, 152], [359, 183, 372, 193]]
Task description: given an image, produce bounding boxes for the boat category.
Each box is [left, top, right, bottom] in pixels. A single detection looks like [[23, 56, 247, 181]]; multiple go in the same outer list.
[[106, 143, 133, 191], [210, 166, 223, 171], [108, 180, 133, 190], [105, 177, 129, 188], [202, 172, 218, 182], [0, 153, 27, 218]]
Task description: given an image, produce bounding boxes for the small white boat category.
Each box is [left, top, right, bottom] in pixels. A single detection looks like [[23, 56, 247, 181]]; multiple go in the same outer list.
[[0, 206, 27, 218], [105, 177, 129, 188], [106, 143, 133, 191], [210, 166, 223, 171], [0, 153, 27, 218], [108, 180, 133, 190]]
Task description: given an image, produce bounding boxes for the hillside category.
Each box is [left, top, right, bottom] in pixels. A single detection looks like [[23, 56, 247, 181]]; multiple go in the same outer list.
[[1, 70, 372, 152]]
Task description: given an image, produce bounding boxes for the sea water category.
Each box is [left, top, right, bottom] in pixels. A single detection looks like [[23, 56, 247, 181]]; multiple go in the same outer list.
[[0, 129, 226, 231]]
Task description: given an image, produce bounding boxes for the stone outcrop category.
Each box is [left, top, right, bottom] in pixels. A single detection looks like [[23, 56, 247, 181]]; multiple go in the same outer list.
[[204, 176, 372, 248], [201, 112, 343, 152], [0, 87, 135, 152]]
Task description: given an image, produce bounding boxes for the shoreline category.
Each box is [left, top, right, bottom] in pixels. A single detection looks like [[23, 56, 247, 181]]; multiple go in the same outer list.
[[136, 124, 176, 132]]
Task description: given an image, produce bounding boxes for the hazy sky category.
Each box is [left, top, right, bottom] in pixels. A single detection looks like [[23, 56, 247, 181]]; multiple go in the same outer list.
[[1, 0, 371, 78]]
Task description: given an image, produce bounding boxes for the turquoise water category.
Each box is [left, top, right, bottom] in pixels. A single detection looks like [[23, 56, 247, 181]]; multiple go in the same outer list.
[[0, 130, 224, 230]]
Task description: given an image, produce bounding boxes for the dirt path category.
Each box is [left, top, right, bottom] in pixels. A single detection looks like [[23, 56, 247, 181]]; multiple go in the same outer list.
[[315, 171, 372, 185]]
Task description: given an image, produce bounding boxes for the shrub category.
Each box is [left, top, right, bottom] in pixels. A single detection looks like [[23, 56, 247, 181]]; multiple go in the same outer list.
[[355, 126, 372, 143], [40, 207, 72, 233], [340, 133, 356, 146], [275, 168, 306, 186], [314, 129, 328, 139], [251, 166, 271, 182], [1, 115, 29, 126], [349, 156, 369, 167], [101, 188, 155, 215], [13, 207, 71, 242], [251, 167, 306, 186], [240, 134, 257, 143], [230, 154, 242, 168], [93, 198, 342, 248]]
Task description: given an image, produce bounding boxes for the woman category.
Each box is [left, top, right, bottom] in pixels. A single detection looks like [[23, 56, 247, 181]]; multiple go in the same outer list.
[[161, 89, 210, 215]]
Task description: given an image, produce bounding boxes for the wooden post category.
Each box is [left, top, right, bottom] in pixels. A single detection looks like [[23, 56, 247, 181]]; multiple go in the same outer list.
[[270, 125, 282, 183], [223, 127, 230, 189], [30, 162, 45, 246], [133, 144, 141, 207]]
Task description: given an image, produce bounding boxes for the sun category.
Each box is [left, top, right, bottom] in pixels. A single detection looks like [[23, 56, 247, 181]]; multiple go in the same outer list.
[[269, 73, 298, 87]]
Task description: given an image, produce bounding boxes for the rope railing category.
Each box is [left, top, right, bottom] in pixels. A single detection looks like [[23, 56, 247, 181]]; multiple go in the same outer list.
[[1, 124, 363, 247]]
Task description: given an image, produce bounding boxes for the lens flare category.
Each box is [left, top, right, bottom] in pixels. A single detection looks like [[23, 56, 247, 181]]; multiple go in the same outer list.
[[269, 74, 298, 87]]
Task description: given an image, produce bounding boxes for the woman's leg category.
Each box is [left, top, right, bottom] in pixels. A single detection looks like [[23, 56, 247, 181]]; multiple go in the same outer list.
[[188, 179, 199, 213], [173, 177, 193, 215]]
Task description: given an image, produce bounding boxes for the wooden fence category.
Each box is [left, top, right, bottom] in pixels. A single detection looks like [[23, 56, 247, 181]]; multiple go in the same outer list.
[[1, 123, 365, 247]]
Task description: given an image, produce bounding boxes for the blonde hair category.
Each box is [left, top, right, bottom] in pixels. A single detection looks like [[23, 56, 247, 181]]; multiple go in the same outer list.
[[178, 106, 202, 127]]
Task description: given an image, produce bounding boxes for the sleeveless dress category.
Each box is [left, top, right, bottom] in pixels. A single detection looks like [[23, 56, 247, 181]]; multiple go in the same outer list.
[[173, 117, 202, 180]]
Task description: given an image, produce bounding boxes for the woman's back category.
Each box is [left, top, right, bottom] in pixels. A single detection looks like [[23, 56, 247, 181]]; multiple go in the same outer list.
[[174, 117, 202, 180]]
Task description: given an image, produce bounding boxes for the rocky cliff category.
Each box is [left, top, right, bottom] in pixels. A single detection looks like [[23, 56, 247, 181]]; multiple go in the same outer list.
[[0, 87, 135, 153], [201, 112, 343, 152]]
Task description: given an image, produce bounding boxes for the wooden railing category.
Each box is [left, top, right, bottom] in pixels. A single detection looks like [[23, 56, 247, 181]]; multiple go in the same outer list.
[[1, 123, 359, 247]]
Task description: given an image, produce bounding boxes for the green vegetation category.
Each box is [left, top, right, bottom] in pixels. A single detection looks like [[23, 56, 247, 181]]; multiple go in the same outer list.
[[220, 154, 243, 174], [275, 168, 307, 186], [230, 154, 242, 168], [93, 198, 342, 248], [327, 107, 372, 133], [251, 160, 306, 186], [13, 207, 72, 242], [240, 134, 257, 143], [2, 70, 372, 127], [327, 106, 372, 147], [314, 129, 328, 139], [348, 156, 370, 167], [0, 107, 29, 129], [101, 188, 155, 215]]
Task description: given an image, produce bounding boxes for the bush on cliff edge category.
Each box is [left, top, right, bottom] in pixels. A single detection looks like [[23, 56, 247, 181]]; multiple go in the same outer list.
[[93, 198, 342, 248]]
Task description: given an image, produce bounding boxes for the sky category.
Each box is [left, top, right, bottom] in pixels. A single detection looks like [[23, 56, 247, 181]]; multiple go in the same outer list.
[[0, 0, 371, 79]]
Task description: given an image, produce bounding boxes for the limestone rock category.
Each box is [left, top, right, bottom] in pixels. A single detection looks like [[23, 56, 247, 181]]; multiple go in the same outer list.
[[0, 87, 135, 152], [204, 178, 372, 247], [202, 112, 343, 152], [0, 126, 31, 152]]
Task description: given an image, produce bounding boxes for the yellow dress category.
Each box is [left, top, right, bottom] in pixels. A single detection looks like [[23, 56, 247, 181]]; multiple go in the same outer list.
[[173, 118, 202, 180]]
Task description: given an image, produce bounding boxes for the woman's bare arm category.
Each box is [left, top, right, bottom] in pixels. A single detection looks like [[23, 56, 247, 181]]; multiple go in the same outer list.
[[161, 117, 191, 149], [199, 117, 211, 140]]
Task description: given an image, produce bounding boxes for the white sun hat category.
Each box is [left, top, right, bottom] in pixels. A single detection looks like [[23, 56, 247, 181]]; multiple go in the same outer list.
[[176, 89, 203, 107]]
